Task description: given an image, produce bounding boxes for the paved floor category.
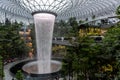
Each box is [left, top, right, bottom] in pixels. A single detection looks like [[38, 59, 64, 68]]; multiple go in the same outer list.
[[4, 62, 16, 80], [4, 58, 30, 80]]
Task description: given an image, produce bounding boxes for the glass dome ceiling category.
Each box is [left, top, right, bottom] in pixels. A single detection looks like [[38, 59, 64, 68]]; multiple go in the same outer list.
[[19, 0, 72, 14], [0, 0, 120, 22]]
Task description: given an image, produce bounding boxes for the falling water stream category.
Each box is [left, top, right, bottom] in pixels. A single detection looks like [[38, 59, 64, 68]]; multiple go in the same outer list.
[[33, 13, 55, 74]]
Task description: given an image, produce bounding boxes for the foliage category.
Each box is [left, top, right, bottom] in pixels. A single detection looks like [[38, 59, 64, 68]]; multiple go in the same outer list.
[[52, 45, 66, 52], [29, 23, 36, 56], [92, 15, 95, 19], [62, 36, 100, 80], [53, 17, 79, 37], [101, 26, 120, 78], [68, 17, 79, 37], [62, 23, 120, 80], [15, 70, 24, 80], [116, 5, 120, 18], [54, 20, 69, 37], [85, 18, 88, 21], [79, 20, 84, 24], [0, 20, 30, 59], [0, 56, 4, 79], [52, 45, 66, 57], [5, 18, 11, 26], [79, 25, 101, 37]]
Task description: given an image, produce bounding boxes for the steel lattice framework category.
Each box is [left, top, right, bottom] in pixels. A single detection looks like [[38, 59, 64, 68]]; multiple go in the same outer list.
[[19, 0, 72, 14], [0, 0, 120, 23]]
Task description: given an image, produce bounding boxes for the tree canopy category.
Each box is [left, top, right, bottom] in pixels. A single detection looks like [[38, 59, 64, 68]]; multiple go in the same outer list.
[[0, 20, 30, 60], [62, 22, 120, 80]]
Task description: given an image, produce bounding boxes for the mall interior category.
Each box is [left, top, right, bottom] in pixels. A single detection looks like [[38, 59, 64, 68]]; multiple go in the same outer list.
[[0, 0, 120, 80]]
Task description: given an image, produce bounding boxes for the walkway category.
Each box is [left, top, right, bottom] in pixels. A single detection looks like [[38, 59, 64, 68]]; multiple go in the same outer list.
[[4, 58, 30, 80], [53, 40, 72, 46], [3, 58, 66, 80], [4, 62, 16, 80]]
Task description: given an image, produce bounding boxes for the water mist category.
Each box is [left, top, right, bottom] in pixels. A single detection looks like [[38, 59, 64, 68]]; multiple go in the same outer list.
[[34, 13, 55, 73]]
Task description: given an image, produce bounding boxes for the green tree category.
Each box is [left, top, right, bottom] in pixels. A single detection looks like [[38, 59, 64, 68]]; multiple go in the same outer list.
[[68, 17, 79, 37], [0, 56, 4, 80], [0, 21, 29, 59], [62, 21, 120, 80], [29, 23, 36, 57], [92, 15, 95, 19], [5, 18, 11, 26], [15, 70, 24, 80], [79, 20, 84, 24], [116, 5, 120, 18], [62, 36, 102, 80], [54, 20, 69, 37], [85, 18, 88, 21], [100, 26, 120, 79]]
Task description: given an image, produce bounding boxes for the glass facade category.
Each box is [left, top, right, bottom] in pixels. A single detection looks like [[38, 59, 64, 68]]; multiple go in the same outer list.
[[0, 0, 120, 22]]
